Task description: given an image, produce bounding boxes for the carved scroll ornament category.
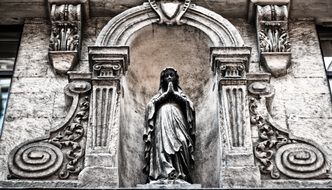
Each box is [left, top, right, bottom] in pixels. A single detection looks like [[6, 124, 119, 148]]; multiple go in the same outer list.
[[149, 0, 191, 25], [248, 80, 331, 179], [49, 3, 82, 74], [8, 80, 91, 179], [256, 4, 291, 77]]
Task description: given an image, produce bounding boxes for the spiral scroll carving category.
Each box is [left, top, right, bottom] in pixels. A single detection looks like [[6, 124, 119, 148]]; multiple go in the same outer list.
[[8, 142, 63, 179], [8, 81, 91, 180], [249, 92, 330, 179], [275, 143, 328, 179]]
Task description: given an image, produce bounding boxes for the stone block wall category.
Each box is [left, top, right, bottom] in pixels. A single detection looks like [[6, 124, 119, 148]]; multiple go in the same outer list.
[[0, 13, 331, 188]]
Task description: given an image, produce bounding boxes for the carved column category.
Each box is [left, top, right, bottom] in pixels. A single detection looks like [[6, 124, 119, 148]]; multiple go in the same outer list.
[[211, 47, 261, 187], [47, 0, 89, 74], [79, 47, 129, 187], [252, 0, 291, 77]]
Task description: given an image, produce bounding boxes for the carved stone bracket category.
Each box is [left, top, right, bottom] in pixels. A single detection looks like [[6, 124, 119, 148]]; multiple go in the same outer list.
[[251, 0, 291, 77], [78, 46, 129, 187], [8, 72, 91, 180], [248, 73, 331, 179], [48, 0, 89, 74], [148, 0, 191, 25]]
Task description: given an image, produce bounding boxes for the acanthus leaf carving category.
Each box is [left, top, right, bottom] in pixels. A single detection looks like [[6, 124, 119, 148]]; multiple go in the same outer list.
[[48, 3, 82, 74], [49, 4, 81, 51], [8, 80, 91, 180], [259, 26, 291, 53], [255, 4, 291, 77], [248, 81, 331, 179]]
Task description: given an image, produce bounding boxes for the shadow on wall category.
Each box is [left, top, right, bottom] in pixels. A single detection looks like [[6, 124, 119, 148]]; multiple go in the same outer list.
[[119, 24, 221, 187]]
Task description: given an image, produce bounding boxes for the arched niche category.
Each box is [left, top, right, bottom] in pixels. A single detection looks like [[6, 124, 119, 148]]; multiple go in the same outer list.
[[95, 2, 244, 47], [88, 2, 246, 188], [120, 24, 217, 187]]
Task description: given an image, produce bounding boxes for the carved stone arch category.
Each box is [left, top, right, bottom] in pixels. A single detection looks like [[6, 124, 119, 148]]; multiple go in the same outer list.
[[95, 2, 244, 47], [86, 2, 251, 188]]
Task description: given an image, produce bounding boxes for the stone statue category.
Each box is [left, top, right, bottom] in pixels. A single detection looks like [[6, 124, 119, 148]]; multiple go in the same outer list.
[[143, 67, 195, 184]]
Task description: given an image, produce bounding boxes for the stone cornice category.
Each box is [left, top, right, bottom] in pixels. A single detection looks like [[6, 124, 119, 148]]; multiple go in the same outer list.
[[1, 0, 332, 25]]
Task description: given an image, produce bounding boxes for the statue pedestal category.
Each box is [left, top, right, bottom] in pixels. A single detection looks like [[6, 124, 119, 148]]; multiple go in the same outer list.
[[137, 179, 201, 189]]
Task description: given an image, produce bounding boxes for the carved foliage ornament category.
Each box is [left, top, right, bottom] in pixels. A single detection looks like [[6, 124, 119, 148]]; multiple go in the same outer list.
[[257, 5, 290, 53], [249, 81, 331, 179], [256, 4, 291, 77], [8, 81, 91, 179], [50, 4, 81, 51], [149, 0, 191, 25], [49, 4, 82, 74]]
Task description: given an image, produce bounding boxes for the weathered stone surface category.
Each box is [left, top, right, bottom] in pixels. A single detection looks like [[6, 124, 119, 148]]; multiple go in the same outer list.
[[262, 179, 332, 188], [0, 3, 332, 189], [5, 92, 54, 119], [0, 180, 79, 188], [288, 118, 332, 163], [0, 118, 52, 157], [78, 167, 118, 188], [220, 167, 261, 188], [10, 77, 67, 94], [137, 180, 201, 189], [1, 0, 332, 25], [0, 156, 8, 180]]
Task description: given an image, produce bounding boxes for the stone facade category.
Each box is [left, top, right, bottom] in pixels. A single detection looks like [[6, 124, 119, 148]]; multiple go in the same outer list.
[[0, 0, 332, 188]]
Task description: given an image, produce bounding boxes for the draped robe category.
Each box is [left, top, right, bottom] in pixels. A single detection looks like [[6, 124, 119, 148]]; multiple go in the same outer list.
[[143, 88, 195, 183]]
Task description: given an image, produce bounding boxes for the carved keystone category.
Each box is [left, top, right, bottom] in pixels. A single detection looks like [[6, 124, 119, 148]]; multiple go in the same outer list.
[[47, 0, 89, 74], [148, 0, 191, 25], [250, 0, 291, 77]]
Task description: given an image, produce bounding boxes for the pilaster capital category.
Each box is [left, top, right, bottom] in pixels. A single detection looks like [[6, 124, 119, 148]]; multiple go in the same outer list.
[[88, 46, 130, 80], [210, 47, 251, 85]]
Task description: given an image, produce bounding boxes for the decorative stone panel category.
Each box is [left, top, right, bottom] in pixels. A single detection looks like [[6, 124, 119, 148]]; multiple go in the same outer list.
[[7, 72, 91, 180], [248, 74, 331, 180]]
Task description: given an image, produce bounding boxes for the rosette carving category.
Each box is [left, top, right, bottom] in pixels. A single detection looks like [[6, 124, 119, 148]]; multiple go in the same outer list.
[[249, 81, 331, 179], [8, 80, 91, 180]]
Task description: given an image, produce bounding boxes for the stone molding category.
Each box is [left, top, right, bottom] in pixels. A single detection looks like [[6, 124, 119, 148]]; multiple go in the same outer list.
[[48, 0, 89, 74], [95, 2, 244, 47], [7, 72, 91, 180], [250, 0, 292, 77], [248, 74, 332, 180]]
